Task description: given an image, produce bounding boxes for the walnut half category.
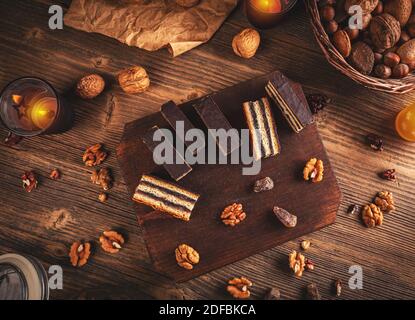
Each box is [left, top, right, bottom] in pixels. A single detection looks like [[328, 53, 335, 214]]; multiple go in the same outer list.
[[374, 191, 395, 212], [220, 203, 246, 227], [227, 276, 253, 299], [175, 244, 200, 270], [289, 250, 306, 277], [362, 203, 383, 227], [303, 158, 324, 183], [69, 241, 91, 267], [99, 230, 124, 254]]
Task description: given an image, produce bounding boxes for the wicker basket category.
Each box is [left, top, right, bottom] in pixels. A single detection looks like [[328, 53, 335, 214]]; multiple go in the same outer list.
[[306, 0, 415, 94]]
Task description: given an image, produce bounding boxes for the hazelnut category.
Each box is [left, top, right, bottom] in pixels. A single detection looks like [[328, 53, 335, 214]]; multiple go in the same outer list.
[[118, 66, 150, 94], [76, 74, 105, 99], [374, 64, 392, 78], [176, 0, 199, 7], [333, 30, 352, 57], [345, 27, 360, 40], [383, 52, 401, 67], [392, 63, 410, 77], [325, 20, 339, 34], [407, 23, 415, 37], [373, 1, 384, 15], [321, 5, 336, 21], [232, 28, 260, 59], [374, 52, 384, 64]]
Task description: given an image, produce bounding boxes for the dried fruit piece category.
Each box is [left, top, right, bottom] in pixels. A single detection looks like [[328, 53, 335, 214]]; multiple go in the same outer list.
[[273, 206, 297, 228], [21, 171, 38, 193], [374, 191, 395, 212], [303, 158, 324, 183], [76, 74, 105, 99], [348, 204, 361, 214], [301, 240, 311, 250], [306, 93, 331, 114], [99, 230, 124, 254], [289, 250, 306, 277], [91, 168, 113, 191], [334, 279, 342, 297], [175, 244, 200, 270], [98, 193, 108, 203], [69, 241, 91, 267], [253, 176, 274, 192], [232, 28, 260, 59], [306, 283, 321, 300], [264, 287, 281, 300], [227, 277, 252, 299], [50, 168, 61, 180], [379, 169, 397, 181], [83, 143, 108, 167], [4, 132, 23, 146], [362, 203, 383, 227], [118, 66, 150, 94], [366, 133, 384, 151], [220, 203, 246, 227]]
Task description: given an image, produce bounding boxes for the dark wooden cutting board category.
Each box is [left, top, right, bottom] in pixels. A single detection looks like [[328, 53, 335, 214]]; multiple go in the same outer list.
[[116, 71, 341, 282]]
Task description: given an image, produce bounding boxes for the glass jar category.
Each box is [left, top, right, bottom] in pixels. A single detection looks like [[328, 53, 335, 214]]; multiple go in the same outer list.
[[0, 253, 49, 300]]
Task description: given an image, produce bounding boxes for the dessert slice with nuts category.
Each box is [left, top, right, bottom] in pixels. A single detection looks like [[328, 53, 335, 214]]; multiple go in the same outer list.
[[175, 244, 200, 270], [226, 276, 253, 299], [69, 241, 91, 267], [221, 203, 246, 227], [99, 230, 124, 254], [303, 158, 324, 183]]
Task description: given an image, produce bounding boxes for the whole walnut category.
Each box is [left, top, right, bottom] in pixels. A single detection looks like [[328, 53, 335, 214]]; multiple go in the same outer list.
[[232, 28, 261, 59], [370, 13, 401, 49], [397, 38, 415, 64], [345, 0, 379, 14], [76, 74, 105, 99], [176, 0, 199, 7], [384, 0, 412, 27], [118, 66, 150, 94]]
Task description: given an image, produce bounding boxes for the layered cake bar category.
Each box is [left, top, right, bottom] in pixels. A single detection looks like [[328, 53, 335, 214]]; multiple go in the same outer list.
[[242, 97, 281, 161], [132, 174, 199, 221], [266, 72, 313, 133], [142, 126, 192, 181]]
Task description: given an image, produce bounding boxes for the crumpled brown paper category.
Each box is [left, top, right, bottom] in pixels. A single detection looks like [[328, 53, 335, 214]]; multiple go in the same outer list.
[[64, 0, 239, 57]]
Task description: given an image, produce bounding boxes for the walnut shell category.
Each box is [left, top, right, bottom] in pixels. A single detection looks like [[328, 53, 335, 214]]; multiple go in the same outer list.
[[345, 0, 379, 14], [384, 0, 412, 27], [76, 74, 105, 99], [333, 30, 352, 57], [349, 41, 375, 74], [176, 0, 199, 7], [397, 38, 415, 64], [232, 28, 260, 59], [370, 13, 401, 49], [118, 66, 150, 94]]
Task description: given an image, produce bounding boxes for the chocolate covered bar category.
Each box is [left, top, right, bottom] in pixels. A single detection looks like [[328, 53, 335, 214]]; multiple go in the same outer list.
[[242, 97, 281, 161], [160, 101, 197, 151], [194, 96, 239, 155], [266, 72, 313, 133], [142, 126, 192, 181], [132, 174, 199, 221]]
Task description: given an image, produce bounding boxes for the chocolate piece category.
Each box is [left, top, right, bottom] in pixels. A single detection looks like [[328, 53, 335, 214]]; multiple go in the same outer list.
[[132, 174, 199, 221], [242, 97, 281, 161], [160, 101, 198, 152], [194, 96, 239, 155], [142, 126, 192, 181], [266, 72, 313, 133]]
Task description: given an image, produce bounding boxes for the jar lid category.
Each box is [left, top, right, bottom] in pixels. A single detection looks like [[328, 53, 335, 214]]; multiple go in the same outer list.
[[0, 253, 49, 300]]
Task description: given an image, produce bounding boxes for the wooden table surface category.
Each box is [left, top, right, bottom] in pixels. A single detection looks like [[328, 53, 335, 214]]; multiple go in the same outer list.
[[0, 0, 414, 300]]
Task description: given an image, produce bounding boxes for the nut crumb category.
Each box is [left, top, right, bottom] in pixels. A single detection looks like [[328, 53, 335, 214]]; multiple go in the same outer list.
[[301, 240, 311, 250], [366, 134, 384, 151], [379, 169, 396, 182], [305, 259, 315, 271], [334, 279, 342, 297], [83, 143, 108, 167], [91, 168, 113, 191], [50, 168, 61, 180], [347, 204, 361, 215], [98, 193, 108, 203], [227, 276, 252, 299], [21, 171, 38, 193]]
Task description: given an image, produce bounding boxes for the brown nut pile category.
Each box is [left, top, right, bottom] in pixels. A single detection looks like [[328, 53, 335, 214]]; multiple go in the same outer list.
[[69, 241, 91, 267], [91, 168, 113, 191], [226, 276, 252, 299], [232, 28, 260, 59], [21, 171, 38, 193], [303, 158, 324, 183], [288, 250, 306, 277], [319, 0, 415, 79], [83, 143, 108, 167], [76, 74, 105, 99], [220, 203, 247, 227], [362, 203, 384, 227], [99, 230, 124, 254], [176, 0, 199, 7], [118, 66, 150, 94], [175, 244, 200, 270], [374, 191, 396, 212]]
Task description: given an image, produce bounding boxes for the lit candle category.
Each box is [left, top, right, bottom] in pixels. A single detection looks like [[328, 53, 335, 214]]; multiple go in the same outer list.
[[253, 0, 282, 13], [245, 0, 297, 29]]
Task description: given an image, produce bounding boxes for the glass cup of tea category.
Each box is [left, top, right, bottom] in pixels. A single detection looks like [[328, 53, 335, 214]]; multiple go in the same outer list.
[[0, 77, 73, 137]]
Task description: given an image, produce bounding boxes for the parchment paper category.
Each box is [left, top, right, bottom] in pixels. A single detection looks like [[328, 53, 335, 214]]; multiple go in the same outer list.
[[64, 0, 238, 57]]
